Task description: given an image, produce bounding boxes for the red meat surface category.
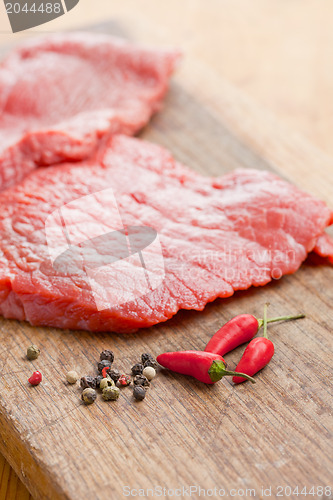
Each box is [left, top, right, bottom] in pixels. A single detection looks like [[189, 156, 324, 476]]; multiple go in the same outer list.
[[0, 135, 331, 333], [0, 32, 178, 191]]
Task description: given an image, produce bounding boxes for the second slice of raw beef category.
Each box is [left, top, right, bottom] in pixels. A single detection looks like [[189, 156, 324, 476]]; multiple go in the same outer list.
[[0, 32, 179, 191]]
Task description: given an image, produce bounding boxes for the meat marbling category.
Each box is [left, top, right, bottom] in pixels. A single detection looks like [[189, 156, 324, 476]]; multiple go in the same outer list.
[[0, 135, 332, 333], [0, 32, 179, 191]]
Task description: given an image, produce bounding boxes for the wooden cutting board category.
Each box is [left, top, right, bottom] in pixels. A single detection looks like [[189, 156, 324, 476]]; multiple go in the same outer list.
[[0, 21, 332, 500]]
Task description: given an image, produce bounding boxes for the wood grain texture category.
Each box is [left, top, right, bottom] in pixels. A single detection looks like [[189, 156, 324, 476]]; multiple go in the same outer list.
[[0, 454, 32, 500], [0, 15, 332, 500]]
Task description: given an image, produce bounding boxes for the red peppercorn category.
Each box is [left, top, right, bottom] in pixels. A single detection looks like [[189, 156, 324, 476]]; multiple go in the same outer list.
[[28, 371, 42, 386], [118, 374, 131, 386]]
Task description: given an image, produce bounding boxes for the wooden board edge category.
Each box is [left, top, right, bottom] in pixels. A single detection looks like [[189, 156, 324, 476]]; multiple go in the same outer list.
[[0, 403, 66, 500]]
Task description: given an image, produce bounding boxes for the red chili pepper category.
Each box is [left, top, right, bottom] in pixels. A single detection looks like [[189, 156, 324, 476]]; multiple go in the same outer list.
[[157, 351, 256, 384], [102, 367, 109, 379], [232, 304, 274, 384], [28, 371, 42, 386], [205, 312, 305, 356]]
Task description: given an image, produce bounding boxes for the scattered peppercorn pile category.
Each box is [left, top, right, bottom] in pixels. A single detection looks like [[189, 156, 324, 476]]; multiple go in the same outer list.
[[24, 342, 158, 405], [70, 350, 158, 405]]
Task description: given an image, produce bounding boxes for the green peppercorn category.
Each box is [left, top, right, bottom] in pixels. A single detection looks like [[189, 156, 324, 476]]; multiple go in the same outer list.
[[142, 366, 156, 381], [99, 377, 115, 390], [80, 376, 97, 390], [131, 363, 143, 376], [133, 386, 146, 401], [66, 371, 79, 384], [133, 374, 150, 388], [100, 349, 114, 363], [81, 388, 97, 405], [102, 385, 120, 401], [98, 359, 112, 374], [26, 344, 40, 361]]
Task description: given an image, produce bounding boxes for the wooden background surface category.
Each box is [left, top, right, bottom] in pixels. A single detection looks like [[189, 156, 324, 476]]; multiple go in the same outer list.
[[0, 1, 333, 499]]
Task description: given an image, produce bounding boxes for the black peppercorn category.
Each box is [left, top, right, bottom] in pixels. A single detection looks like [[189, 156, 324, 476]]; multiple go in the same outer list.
[[141, 353, 154, 365], [95, 375, 103, 389], [143, 359, 158, 370], [100, 349, 114, 363], [133, 386, 146, 401], [131, 363, 144, 376], [98, 359, 112, 373], [108, 368, 121, 382], [133, 374, 150, 388], [80, 376, 97, 390]]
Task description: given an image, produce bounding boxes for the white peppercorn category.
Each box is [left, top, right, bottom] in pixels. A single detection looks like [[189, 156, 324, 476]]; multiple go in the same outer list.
[[66, 371, 79, 384], [142, 366, 156, 381]]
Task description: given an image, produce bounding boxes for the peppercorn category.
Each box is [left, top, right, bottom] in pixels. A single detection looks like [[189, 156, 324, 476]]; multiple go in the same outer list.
[[142, 366, 156, 381], [133, 374, 150, 388], [81, 388, 97, 405], [143, 359, 158, 370], [102, 385, 120, 401], [108, 368, 121, 382], [95, 375, 104, 389], [99, 349, 114, 363], [141, 353, 154, 365], [26, 344, 40, 361], [80, 376, 97, 390], [131, 363, 144, 376], [133, 386, 146, 401], [98, 360, 112, 374], [66, 371, 79, 384], [28, 371, 42, 386], [117, 374, 131, 387], [99, 377, 115, 390]]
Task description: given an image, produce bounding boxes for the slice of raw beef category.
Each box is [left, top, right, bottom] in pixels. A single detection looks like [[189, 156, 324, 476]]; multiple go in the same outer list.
[[0, 135, 331, 333], [0, 33, 179, 191]]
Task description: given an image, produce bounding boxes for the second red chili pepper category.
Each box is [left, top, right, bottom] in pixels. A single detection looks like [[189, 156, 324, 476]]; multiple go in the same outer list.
[[232, 304, 274, 384], [204, 312, 305, 356], [156, 350, 256, 384]]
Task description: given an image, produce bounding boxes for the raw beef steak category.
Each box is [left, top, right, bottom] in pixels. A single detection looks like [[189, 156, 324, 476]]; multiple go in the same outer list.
[[0, 135, 332, 333], [0, 33, 178, 191]]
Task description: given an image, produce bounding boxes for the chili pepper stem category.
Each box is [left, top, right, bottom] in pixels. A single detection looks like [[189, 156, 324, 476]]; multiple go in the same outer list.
[[208, 360, 256, 384], [263, 303, 268, 339], [257, 313, 305, 329]]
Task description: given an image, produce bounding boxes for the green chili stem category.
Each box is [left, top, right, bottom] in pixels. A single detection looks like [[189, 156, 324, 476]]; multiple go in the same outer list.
[[221, 370, 256, 384], [257, 313, 305, 329], [208, 360, 256, 384], [263, 303, 268, 339]]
